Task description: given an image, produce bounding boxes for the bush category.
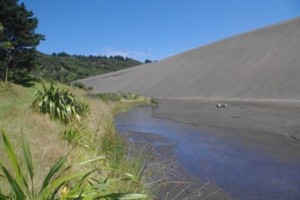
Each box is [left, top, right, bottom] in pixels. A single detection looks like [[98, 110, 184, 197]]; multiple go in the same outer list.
[[96, 92, 141, 102], [32, 84, 90, 124], [151, 97, 158, 105], [72, 82, 87, 90]]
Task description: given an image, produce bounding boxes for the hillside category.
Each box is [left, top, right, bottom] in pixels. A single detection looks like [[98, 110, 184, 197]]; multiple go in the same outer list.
[[79, 17, 300, 102], [33, 52, 142, 83]]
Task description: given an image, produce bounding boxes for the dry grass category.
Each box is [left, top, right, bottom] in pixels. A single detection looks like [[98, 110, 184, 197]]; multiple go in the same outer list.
[[0, 82, 154, 197], [0, 83, 68, 191]]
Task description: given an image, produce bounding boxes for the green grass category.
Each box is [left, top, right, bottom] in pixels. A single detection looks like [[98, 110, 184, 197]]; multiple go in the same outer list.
[[0, 82, 33, 118]]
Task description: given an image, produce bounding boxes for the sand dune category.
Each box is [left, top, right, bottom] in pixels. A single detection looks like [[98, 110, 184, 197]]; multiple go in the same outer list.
[[79, 17, 300, 102], [79, 18, 300, 199]]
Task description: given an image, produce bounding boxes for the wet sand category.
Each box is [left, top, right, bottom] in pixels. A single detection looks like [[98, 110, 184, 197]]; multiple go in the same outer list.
[[154, 99, 300, 142]]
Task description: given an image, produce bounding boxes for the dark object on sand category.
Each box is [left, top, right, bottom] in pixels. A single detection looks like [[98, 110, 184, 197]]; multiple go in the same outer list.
[[216, 104, 228, 108]]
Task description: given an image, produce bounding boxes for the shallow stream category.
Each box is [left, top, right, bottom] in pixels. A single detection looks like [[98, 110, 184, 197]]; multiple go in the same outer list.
[[115, 106, 300, 200]]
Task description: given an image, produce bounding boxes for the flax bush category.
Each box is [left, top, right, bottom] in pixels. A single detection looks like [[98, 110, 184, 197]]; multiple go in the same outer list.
[[32, 84, 89, 124]]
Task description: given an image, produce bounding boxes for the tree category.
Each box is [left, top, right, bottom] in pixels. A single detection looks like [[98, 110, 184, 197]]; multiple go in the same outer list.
[[0, 0, 44, 82]]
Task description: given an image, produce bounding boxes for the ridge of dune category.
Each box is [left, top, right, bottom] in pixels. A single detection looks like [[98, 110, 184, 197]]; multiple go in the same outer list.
[[79, 17, 300, 102]]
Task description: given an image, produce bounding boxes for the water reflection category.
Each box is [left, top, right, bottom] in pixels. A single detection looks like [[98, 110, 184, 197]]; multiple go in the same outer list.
[[115, 106, 300, 200]]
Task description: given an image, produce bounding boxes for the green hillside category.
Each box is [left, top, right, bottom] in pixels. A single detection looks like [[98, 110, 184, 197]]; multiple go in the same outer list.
[[33, 52, 142, 83]]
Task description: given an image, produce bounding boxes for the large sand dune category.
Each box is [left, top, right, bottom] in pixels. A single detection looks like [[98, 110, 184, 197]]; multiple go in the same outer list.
[[80, 17, 300, 102]]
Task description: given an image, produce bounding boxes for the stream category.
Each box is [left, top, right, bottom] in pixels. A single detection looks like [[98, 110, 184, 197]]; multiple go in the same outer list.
[[115, 106, 300, 200]]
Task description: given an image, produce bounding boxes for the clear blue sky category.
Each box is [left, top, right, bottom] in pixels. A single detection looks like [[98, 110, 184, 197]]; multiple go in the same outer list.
[[21, 0, 299, 61]]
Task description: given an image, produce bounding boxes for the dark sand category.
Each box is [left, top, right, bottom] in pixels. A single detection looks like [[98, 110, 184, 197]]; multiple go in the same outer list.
[[153, 99, 300, 144]]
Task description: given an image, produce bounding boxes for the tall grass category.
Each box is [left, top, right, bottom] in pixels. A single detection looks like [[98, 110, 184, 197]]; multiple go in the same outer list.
[[0, 82, 13, 96], [0, 131, 148, 199], [98, 130, 152, 196]]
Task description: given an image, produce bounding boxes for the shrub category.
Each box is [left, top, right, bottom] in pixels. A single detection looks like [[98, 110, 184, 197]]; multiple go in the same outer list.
[[96, 92, 142, 102], [97, 92, 123, 102], [71, 82, 87, 90], [32, 84, 89, 124], [151, 97, 158, 105]]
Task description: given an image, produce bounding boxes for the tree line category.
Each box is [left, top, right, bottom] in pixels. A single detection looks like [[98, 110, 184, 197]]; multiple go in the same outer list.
[[51, 52, 137, 62]]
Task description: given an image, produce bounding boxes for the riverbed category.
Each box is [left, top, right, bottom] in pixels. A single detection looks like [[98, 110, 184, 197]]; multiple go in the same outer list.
[[115, 101, 300, 200]]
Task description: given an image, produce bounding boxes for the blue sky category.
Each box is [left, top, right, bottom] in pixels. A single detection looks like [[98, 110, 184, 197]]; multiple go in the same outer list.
[[22, 0, 299, 61]]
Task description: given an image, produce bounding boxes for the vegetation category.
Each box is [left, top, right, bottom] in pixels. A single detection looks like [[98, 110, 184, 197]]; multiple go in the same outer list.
[[0, 0, 44, 82], [96, 92, 142, 102], [1, 132, 107, 199], [0, 1, 164, 199], [32, 84, 89, 124], [150, 97, 158, 106], [33, 52, 142, 84], [72, 81, 88, 90], [0, 131, 149, 199], [0, 82, 156, 199]]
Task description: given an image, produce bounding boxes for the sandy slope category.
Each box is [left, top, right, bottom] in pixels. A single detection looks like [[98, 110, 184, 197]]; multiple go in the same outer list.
[[79, 17, 300, 102]]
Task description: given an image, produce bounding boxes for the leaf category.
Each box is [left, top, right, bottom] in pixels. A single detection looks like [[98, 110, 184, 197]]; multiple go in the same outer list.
[[1, 41, 14, 49], [76, 156, 106, 166], [40, 155, 67, 194], [22, 134, 34, 181], [72, 170, 95, 189], [1, 132, 26, 188], [0, 165, 26, 199], [41, 171, 92, 198]]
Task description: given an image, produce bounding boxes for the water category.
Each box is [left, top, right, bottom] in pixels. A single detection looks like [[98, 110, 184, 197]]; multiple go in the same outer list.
[[115, 106, 300, 200]]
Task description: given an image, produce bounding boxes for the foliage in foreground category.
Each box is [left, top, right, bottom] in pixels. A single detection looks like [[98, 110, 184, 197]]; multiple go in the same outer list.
[[0, 132, 148, 199], [32, 84, 89, 124]]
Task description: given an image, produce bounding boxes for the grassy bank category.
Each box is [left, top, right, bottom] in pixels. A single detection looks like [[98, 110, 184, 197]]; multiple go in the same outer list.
[[0, 81, 155, 199]]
